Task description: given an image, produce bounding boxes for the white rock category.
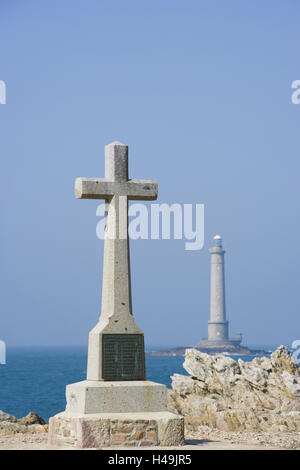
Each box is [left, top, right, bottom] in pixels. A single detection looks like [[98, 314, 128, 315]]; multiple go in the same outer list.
[[169, 346, 300, 433], [282, 371, 300, 397]]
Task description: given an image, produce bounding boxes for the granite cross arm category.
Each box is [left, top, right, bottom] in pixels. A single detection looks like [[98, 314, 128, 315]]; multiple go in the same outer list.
[[75, 178, 157, 200]]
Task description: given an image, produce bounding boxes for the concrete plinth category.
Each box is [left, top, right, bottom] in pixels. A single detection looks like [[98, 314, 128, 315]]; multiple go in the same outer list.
[[66, 380, 168, 414], [48, 411, 184, 448]]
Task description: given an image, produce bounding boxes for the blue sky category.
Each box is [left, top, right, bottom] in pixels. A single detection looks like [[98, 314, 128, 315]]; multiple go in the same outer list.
[[0, 0, 299, 349]]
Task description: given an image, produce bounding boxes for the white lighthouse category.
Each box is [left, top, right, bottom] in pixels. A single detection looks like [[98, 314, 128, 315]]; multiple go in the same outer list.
[[197, 235, 244, 352], [208, 235, 228, 342]]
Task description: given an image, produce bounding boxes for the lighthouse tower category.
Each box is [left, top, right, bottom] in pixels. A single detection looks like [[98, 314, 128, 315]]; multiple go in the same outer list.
[[208, 235, 228, 342], [197, 235, 244, 352]]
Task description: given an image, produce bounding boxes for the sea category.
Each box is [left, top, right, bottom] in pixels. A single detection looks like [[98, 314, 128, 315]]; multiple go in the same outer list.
[[0, 347, 271, 423]]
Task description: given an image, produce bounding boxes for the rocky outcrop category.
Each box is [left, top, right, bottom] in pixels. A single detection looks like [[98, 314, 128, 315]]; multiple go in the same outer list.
[[0, 411, 47, 435], [168, 345, 300, 433], [18, 412, 46, 426]]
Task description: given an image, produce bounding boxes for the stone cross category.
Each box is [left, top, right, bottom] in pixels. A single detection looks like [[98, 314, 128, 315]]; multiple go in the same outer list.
[[75, 142, 158, 381]]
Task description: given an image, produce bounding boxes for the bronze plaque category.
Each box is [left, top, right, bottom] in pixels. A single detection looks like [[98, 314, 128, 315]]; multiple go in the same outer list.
[[102, 334, 146, 381]]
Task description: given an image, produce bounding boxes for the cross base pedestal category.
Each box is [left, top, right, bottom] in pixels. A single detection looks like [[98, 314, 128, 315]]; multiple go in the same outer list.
[[48, 380, 184, 448], [65, 380, 167, 414]]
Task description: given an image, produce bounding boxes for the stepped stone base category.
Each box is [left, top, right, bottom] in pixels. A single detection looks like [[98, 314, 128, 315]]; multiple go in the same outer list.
[[197, 339, 241, 349], [48, 380, 184, 448], [48, 411, 184, 448]]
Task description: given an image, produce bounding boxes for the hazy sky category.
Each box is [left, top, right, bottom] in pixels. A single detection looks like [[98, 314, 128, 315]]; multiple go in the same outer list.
[[1, 0, 299, 349]]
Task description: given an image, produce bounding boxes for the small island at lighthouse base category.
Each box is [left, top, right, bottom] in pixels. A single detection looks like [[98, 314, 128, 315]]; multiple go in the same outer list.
[[147, 344, 267, 357], [149, 235, 268, 357]]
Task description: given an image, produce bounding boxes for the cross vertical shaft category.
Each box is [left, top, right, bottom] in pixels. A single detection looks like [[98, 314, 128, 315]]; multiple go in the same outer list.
[[101, 144, 132, 322]]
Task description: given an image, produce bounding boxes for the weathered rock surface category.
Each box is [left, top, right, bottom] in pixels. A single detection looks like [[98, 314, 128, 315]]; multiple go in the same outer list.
[[18, 412, 46, 425], [0, 411, 17, 423], [168, 345, 300, 433], [0, 411, 47, 435]]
